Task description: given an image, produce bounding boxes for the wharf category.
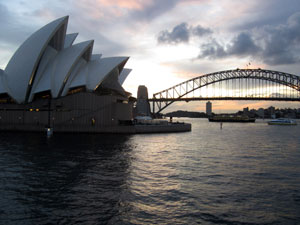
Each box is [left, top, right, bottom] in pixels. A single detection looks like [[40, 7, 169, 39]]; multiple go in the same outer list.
[[134, 122, 191, 133], [0, 122, 191, 134]]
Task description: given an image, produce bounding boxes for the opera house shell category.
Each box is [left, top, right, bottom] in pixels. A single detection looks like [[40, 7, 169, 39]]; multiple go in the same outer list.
[[0, 16, 135, 133]]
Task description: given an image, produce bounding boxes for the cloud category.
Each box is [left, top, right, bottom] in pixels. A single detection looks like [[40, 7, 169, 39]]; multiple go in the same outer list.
[[228, 33, 261, 56], [158, 23, 190, 44], [199, 39, 227, 59], [0, 3, 34, 46], [130, 0, 210, 21], [158, 22, 212, 44], [192, 25, 213, 37], [199, 32, 260, 59], [262, 12, 300, 65], [72, 0, 192, 22], [199, 12, 300, 66], [0, 3, 9, 22], [0, 0, 131, 63], [97, 0, 143, 10], [232, 0, 300, 31], [132, 0, 180, 21]]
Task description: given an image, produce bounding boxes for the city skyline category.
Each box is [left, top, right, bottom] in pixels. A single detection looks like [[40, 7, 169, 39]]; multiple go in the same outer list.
[[1, 0, 300, 112], [178, 101, 300, 114]]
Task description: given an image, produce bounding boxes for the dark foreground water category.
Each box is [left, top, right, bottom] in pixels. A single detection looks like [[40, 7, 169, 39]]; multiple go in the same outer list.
[[0, 119, 300, 225]]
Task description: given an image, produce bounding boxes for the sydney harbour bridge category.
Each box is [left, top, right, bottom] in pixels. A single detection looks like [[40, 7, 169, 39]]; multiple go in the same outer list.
[[149, 69, 300, 114]]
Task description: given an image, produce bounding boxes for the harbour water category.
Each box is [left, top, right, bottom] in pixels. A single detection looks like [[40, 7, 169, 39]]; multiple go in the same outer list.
[[0, 118, 300, 224]]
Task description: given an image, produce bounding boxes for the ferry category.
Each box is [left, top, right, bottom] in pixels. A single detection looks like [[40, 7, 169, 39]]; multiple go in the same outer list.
[[268, 118, 297, 125], [208, 115, 255, 123]]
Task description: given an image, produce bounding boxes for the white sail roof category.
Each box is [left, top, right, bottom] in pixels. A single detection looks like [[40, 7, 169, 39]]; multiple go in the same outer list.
[[68, 63, 88, 90], [64, 33, 78, 48], [86, 57, 128, 91], [4, 16, 68, 103], [0, 16, 131, 103], [61, 58, 87, 96], [91, 54, 102, 61], [28, 46, 58, 101], [50, 40, 94, 98], [119, 68, 132, 85]]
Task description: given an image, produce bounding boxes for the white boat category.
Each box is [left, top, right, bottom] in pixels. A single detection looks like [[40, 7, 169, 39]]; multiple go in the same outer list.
[[268, 118, 297, 125]]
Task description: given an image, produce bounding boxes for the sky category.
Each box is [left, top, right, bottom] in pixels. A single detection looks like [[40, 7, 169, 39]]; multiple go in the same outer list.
[[1, 0, 300, 112]]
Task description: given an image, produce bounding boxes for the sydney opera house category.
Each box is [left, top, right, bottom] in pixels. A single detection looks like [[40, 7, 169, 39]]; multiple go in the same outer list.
[[0, 16, 135, 133]]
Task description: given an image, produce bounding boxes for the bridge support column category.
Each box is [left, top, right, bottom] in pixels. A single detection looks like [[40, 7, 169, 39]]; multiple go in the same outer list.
[[152, 99, 155, 117]]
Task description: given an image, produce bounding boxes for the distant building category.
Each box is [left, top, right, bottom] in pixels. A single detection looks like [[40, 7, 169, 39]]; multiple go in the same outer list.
[[257, 108, 265, 118], [268, 106, 275, 114], [268, 106, 275, 118], [206, 101, 212, 116], [243, 107, 249, 114]]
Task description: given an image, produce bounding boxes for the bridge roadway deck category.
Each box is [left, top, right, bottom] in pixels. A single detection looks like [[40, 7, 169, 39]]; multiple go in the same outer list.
[[149, 97, 300, 102]]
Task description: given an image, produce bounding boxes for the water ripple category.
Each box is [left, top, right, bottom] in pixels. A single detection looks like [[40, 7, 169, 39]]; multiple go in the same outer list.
[[0, 119, 300, 224]]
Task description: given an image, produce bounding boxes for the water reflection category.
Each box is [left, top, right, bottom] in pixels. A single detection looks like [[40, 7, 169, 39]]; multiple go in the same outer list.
[[1, 119, 300, 224], [0, 133, 132, 224]]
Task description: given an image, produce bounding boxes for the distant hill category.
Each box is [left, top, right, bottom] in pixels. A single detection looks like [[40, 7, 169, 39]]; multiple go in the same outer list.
[[164, 110, 208, 118]]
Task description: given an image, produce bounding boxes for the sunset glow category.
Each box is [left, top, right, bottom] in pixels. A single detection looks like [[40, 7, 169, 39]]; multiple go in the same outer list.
[[1, 0, 300, 112]]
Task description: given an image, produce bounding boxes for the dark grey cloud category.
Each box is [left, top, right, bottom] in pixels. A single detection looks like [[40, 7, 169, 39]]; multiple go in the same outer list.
[[227, 33, 260, 56], [132, 0, 180, 21], [192, 25, 213, 37], [158, 23, 212, 44], [199, 12, 300, 66], [199, 32, 260, 59], [262, 12, 300, 65], [200, 39, 227, 59], [232, 0, 300, 31], [158, 23, 190, 44]]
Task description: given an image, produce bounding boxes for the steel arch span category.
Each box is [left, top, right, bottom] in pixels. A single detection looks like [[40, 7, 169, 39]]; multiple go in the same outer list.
[[150, 69, 300, 114]]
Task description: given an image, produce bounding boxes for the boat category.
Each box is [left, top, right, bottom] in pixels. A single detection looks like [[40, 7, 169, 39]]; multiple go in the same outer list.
[[268, 118, 297, 125], [208, 115, 255, 123]]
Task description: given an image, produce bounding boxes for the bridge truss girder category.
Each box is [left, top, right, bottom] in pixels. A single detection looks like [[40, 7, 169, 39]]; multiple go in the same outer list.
[[150, 69, 300, 114]]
